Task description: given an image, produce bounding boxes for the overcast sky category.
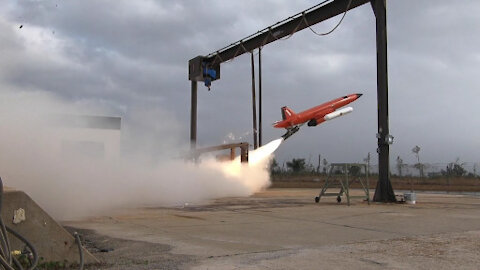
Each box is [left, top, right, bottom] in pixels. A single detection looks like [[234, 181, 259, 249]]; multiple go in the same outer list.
[[1, 0, 479, 166]]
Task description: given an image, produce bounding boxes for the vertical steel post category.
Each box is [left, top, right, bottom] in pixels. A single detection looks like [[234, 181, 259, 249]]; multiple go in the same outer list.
[[190, 80, 197, 149], [372, 0, 396, 202], [366, 164, 371, 204], [240, 144, 249, 163], [251, 52, 258, 149], [258, 47, 263, 147], [346, 164, 350, 206]]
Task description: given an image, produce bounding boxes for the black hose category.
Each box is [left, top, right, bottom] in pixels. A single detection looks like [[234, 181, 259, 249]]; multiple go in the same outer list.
[[0, 221, 11, 265], [5, 226, 38, 270], [74, 232, 84, 270], [11, 256, 24, 270], [0, 255, 15, 270]]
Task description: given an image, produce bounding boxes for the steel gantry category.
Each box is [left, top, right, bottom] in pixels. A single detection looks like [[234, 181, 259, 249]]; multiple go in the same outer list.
[[188, 0, 396, 202]]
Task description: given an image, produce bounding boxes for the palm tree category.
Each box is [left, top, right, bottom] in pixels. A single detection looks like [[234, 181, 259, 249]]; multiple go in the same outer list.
[[412, 145, 424, 177], [322, 158, 328, 174], [396, 156, 404, 177], [270, 158, 280, 175], [363, 152, 371, 174], [286, 158, 306, 173]]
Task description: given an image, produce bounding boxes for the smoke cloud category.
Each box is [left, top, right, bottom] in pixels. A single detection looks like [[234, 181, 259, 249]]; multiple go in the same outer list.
[[0, 89, 279, 220]]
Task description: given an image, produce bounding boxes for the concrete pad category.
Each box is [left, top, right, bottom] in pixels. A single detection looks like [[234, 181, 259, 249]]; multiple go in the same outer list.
[[2, 189, 98, 264], [63, 189, 480, 269]]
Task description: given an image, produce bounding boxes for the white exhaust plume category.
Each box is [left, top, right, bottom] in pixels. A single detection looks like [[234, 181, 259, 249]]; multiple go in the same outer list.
[[0, 89, 282, 220]]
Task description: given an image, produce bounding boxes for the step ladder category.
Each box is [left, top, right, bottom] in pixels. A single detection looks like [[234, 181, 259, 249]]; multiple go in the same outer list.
[[315, 163, 370, 205]]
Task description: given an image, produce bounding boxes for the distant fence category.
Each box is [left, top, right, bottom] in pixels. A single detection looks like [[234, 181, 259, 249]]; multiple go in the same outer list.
[[271, 162, 480, 192], [272, 162, 480, 178], [369, 162, 479, 178]]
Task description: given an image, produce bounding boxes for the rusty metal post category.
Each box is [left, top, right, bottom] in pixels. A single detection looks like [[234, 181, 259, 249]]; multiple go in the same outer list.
[[190, 80, 197, 149], [258, 47, 263, 147], [240, 143, 249, 163]]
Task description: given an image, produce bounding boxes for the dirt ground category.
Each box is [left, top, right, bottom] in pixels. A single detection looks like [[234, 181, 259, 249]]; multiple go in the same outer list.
[[190, 232, 480, 270], [64, 228, 480, 270], [63, 226, 193, 270], [63, 189, 480, 269]]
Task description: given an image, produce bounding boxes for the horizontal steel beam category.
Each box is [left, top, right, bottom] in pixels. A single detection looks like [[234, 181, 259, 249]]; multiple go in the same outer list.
[[204, 0, 370, 66], [191, 142, 250, 163], [193, 142, 249, 155]]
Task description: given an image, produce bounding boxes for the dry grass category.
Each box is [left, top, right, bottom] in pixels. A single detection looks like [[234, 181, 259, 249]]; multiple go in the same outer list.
[[271, 175, 480, 192]]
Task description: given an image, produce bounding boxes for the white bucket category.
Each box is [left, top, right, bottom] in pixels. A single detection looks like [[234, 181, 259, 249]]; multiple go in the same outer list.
[[404, 192, 416, 204]]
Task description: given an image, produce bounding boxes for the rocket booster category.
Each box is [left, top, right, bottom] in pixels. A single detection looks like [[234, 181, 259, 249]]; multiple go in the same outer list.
[[324, 107, 353, 121]]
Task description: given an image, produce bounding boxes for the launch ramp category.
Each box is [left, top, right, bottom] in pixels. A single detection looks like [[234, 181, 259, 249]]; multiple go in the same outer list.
[[315, 163, 370, 205], [2, 188, 98, 265], [191, 142, 249, 163]]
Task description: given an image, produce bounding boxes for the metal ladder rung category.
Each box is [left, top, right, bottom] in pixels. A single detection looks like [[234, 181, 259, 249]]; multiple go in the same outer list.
[[316, 163, 370, 206], [322, 193, 341, 196]]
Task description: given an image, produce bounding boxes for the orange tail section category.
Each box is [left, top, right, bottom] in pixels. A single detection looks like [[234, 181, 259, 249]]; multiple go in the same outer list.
[[281, 106, 296, 120]]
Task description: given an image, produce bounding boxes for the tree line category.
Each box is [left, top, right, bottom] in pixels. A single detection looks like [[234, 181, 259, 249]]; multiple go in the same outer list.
[[271, 146, 479, 179]]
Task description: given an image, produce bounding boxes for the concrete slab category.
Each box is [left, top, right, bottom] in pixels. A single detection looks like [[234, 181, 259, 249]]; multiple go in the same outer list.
[[2, 189, 98, 265], [63, 189, 480, 269]]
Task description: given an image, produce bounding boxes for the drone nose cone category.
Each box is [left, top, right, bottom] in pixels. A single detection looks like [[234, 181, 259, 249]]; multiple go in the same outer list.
[[356, 93, 363, 98]]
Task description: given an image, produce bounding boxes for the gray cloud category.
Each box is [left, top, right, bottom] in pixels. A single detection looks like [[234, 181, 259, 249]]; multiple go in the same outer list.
[[1, 0, 479, 165]]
